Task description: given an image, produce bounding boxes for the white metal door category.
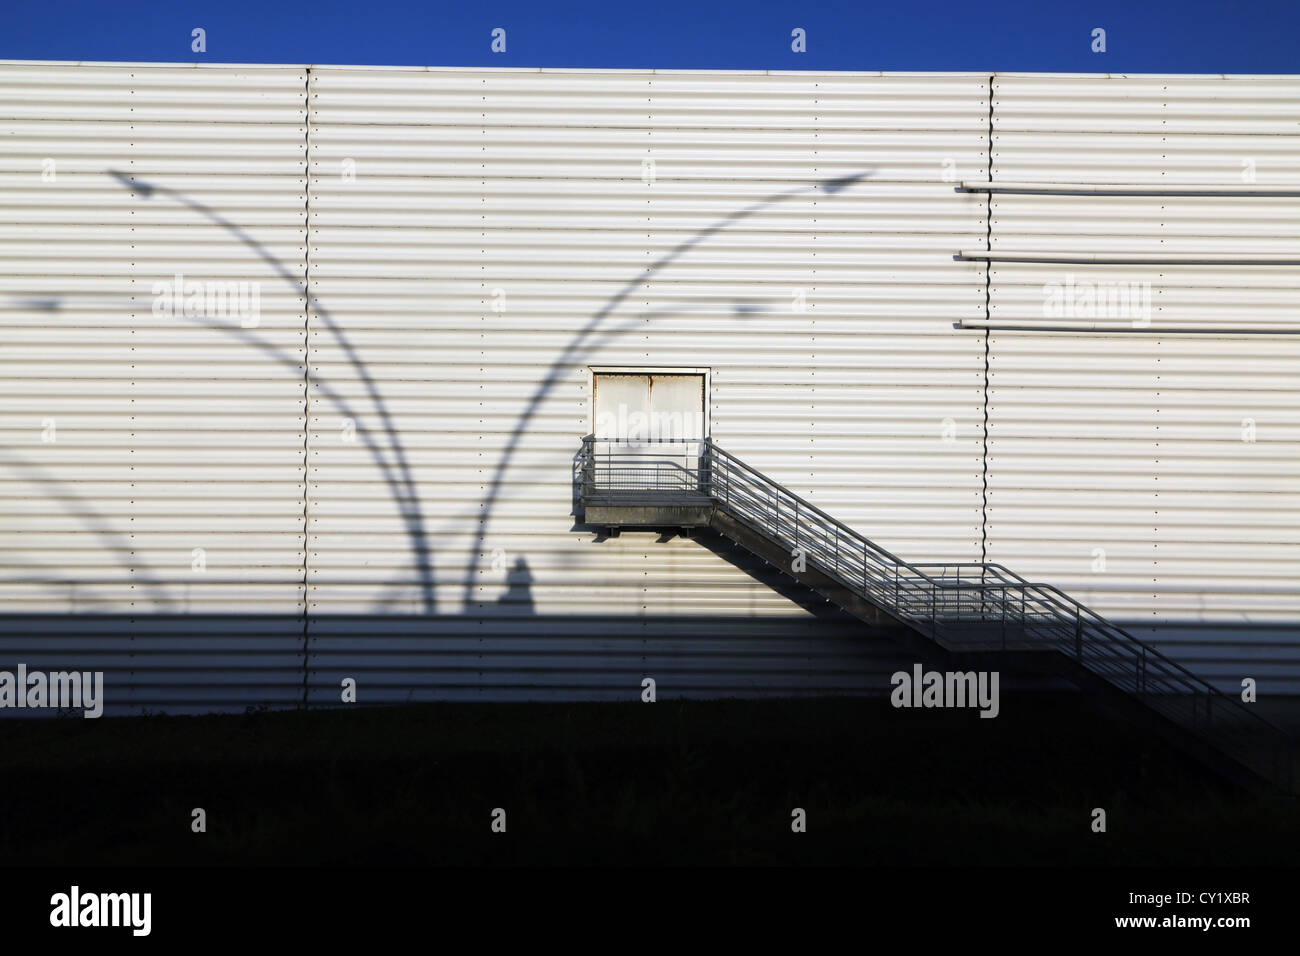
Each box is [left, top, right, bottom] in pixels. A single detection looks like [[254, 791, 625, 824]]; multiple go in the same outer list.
[[592, 372, 705, 492]]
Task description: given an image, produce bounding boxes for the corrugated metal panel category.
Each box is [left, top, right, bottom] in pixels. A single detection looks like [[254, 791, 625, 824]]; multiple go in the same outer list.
[[0, 62, 309, 710], [971, 74, 1300, 333], [984, 75, 1300, 693], [303, 67, 988, 702], [4, 62, 1296, 713]]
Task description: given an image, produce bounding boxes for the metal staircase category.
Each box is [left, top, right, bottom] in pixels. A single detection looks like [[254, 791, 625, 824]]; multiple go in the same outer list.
[[576, 435, 1297, 794]]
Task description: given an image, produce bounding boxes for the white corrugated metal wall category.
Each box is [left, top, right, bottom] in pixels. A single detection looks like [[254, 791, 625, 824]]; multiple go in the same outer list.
[[981, 75, 1300, 696], [0, 62, 309, 710], [1, 61, 1296, 714]]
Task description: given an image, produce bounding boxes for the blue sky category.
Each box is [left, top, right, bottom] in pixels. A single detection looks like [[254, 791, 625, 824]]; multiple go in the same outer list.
[[1, 0, 1297, 73]]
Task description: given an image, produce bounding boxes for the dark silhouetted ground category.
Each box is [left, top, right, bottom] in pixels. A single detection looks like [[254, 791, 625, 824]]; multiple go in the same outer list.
[[1, 693, 1295, 865]]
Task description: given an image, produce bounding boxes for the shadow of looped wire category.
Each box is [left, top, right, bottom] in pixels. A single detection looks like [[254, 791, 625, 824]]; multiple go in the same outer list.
[[105, 170, 437, 614], [2, 298, 429, 614], [15, 170, 871, 621], [460, 171, 875, 610], [0, 450, 176, 608]]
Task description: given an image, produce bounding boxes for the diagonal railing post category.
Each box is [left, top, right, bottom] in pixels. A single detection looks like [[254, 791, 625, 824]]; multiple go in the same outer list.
[[1000, 587, 1007, 650], [722, 451, 730, 510], [930, 578, 937, 636], [794, 499, 799, 556]]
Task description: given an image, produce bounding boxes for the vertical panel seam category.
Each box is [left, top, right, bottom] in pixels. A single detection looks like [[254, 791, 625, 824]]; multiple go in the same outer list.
[[981, 75, 993, 566], [300, 67, 312, 709]]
